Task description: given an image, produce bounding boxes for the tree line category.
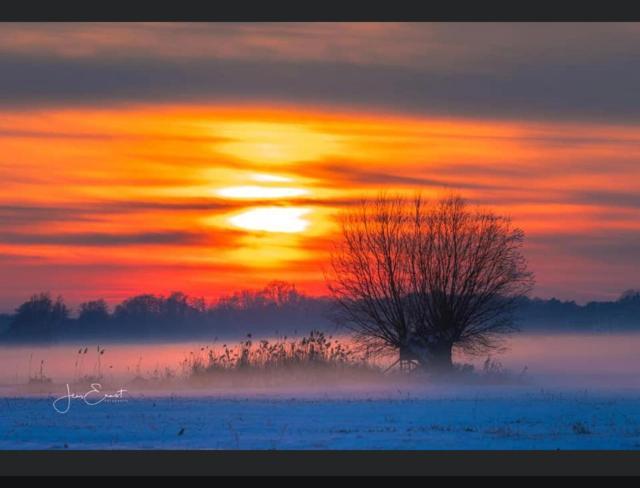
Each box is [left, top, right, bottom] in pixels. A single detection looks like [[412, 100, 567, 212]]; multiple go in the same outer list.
[[0, 281, 331, 342], [0, 283, 638, 344]]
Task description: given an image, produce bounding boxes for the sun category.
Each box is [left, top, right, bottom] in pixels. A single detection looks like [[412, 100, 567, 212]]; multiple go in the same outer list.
[[229, 207, 311, 233]]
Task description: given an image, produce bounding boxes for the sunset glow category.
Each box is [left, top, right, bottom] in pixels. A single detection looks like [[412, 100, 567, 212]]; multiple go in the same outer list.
[[214, 121, 343, 164], [0, 22, 639, 309]]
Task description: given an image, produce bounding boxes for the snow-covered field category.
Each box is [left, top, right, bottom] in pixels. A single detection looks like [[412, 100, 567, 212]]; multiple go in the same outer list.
[[1, 385, 640, 449], [1, 333, 640, 450]]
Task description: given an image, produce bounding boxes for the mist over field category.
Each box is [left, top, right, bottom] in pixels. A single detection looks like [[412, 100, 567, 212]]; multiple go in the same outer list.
[[2, 330, 640, 391]]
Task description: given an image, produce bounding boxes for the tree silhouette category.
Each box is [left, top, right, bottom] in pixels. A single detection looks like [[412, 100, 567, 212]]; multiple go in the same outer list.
[[9, 292, 70, 340], [327, 194, 534, 371], [78, 299, 110, 324]]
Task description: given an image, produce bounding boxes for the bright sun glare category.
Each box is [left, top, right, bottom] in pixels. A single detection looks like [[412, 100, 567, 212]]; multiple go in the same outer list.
[[229, 207, 311, 233], [217, 186, 309, 199]]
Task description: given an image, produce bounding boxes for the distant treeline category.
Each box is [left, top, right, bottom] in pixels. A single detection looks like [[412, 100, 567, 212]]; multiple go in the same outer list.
[[516, 289, 640, 331], [0, 282, 639, 343], [0, 281, 331, 343]]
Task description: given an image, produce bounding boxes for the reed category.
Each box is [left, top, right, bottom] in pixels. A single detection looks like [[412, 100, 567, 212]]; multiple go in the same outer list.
[[181, 330, 379, 382]]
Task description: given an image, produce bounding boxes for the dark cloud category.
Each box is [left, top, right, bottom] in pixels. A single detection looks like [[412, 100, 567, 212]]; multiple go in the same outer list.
[[1, 23, 640, 123], [481, 189, 640, 211], [0, 199, 252, 227], [304, 162, 515, 192], [566, 190, 640, 210], [529, 230, 640, 267], [0, 230, 208, 247], [467, 189, 640, 213], [0, 205, 100, 226], [1, 48, 640, 123]]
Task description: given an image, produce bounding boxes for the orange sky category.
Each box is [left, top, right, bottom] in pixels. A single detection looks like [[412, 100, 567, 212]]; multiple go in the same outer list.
[[2, 23, 640, 309], [1, 102, 639, 308]]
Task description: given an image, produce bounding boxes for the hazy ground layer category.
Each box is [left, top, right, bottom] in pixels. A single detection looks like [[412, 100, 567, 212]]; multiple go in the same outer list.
[[2, 332, 640, 390]]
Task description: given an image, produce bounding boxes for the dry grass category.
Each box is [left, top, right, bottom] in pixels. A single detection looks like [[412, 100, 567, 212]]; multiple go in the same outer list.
[[180, 330, 381, 386], [27, 358, 52, 385]]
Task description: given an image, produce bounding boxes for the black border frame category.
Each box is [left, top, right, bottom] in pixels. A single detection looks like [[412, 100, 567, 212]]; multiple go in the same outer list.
[[1, 450, 639, 476], [1, 4, 640, 22], [2, 4, 640, 477]]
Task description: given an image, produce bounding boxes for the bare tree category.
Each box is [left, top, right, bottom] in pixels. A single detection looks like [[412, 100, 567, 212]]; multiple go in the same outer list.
[[326, 193, 534, 371], [326, 195, 413, 356]]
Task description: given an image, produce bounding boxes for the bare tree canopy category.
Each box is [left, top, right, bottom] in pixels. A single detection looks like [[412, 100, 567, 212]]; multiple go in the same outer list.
[[326, 193, 535, 371]]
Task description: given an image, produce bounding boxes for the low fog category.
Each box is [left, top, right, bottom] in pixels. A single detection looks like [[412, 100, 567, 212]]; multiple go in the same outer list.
[[2, 331, 640, 400]]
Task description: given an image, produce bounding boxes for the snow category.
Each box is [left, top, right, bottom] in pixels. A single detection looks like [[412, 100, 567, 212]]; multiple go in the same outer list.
[[1, 385, 640, 449]]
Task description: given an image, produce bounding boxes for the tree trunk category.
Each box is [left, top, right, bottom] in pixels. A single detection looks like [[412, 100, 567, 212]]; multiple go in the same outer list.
[[401, 337, 453, 373], [426, 341, 453, 372]]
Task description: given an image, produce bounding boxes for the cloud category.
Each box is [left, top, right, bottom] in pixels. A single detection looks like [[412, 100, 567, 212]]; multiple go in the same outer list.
[[565, 190, 640, 210], [0, 230, 208, 247], [2, 23, 639, 72], [0, 23, 427, 66], [529, 229, 640, 267], [471, 188, 640, 211], [305, 162, 513, 192], [0, 205, 99, 226], [0, 199, 279, 227], [1, 23, 640, 122]]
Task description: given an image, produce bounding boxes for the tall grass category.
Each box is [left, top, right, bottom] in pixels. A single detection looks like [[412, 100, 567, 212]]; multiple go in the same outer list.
[[72, 345, 107, 384], [27, 355, 52, 385], [181, 331, 379, 385]]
